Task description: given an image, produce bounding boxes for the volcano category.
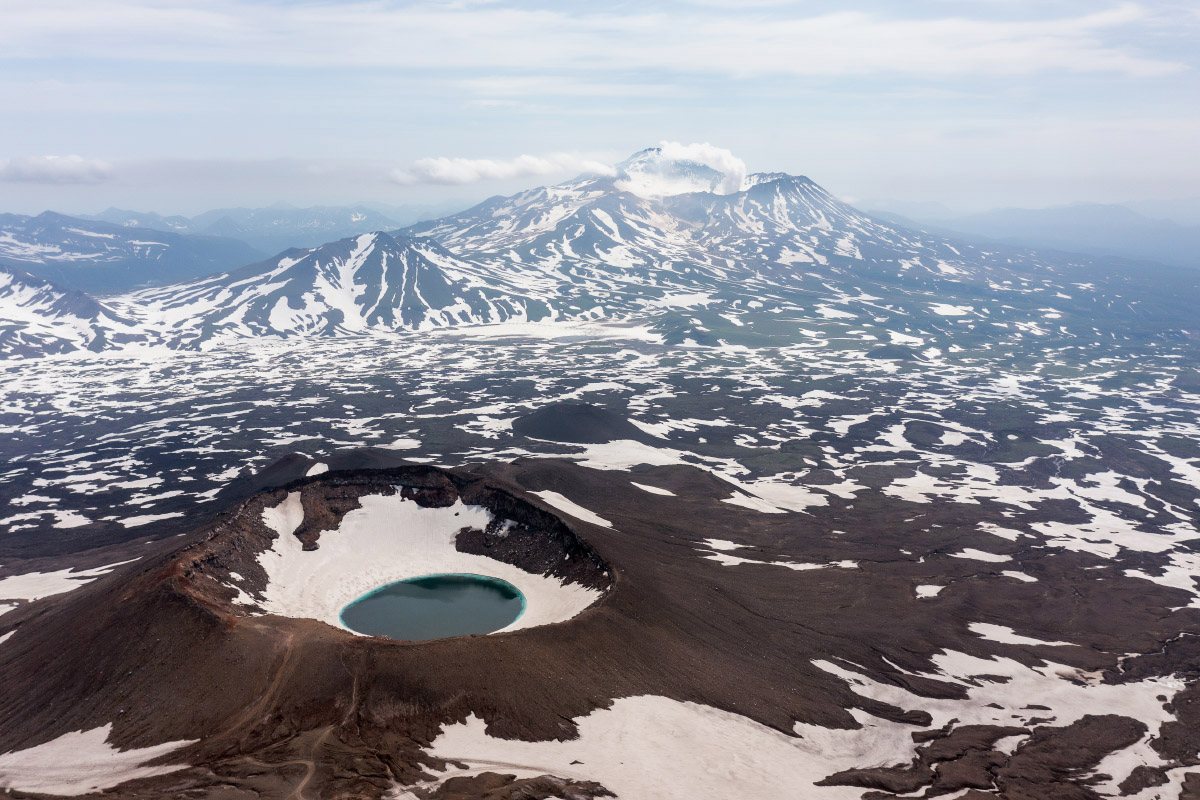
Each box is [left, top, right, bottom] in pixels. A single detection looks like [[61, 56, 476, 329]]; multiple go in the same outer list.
[[3, 454, 1197, 798]]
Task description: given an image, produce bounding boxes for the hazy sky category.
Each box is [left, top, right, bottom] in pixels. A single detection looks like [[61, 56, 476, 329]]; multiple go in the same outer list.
[[1, 0, 1197, 216]]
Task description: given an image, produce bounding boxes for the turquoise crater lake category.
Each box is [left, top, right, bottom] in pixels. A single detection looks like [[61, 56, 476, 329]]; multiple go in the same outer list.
[[339, 573, 526, 641]]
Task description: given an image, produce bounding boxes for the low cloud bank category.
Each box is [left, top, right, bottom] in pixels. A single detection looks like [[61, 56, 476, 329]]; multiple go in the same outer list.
[[391, 153, 615, 186], [0, 155, 113, 184]]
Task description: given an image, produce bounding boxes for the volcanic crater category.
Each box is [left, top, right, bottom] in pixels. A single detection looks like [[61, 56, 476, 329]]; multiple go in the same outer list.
[[2, 455, 1198, 799], [184, 465, 613, 638]]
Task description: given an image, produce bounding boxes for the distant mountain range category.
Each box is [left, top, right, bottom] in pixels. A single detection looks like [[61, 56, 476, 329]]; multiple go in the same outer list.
[[85, 205, 409, 254], [0, 205, 450, 294], [1, 146, 1197, 357], [869, 202, 1200, 271], [0, 212, 263, 292]]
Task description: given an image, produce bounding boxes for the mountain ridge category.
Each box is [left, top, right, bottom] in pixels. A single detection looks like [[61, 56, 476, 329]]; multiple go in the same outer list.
[[0, 211, 264, 292], [107, 231, 552, 349], [3, 148, 1199, 357], [870, 202, 1200, 271], [0, 263, 139, 357], [84, 204, 409, 254]]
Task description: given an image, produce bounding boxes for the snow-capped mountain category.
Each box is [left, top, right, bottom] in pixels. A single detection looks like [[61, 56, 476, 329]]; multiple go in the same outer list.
[[0, 212, 263, 292], [3, 147, 1197, 357], [83, 208, 194, 232], [406, 147, 987, 292], [613, 146, 743, 197], [113, 231, 551, 348], [0, 265, 140, 357], [404, 148, 1097, 310]]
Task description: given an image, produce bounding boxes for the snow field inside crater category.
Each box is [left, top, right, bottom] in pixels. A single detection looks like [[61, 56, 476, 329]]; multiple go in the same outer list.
[[247, 492, 602, 635]]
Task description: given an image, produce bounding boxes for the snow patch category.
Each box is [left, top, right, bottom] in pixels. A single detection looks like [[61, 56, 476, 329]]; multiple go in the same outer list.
[[529, 490, 613, 529], [0, 724, 194, 796], [254, 492, 601, 635], [970, 622, 1071, 647], [0, 559, 139, 602], [631, 482, 675, 496], [424, 696, 915, 800]]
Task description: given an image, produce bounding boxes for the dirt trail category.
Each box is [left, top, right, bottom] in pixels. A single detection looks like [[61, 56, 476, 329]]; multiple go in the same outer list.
[[208, 630, 298, 746], [238, 725, 333, 800], [286, 726, 334, 800]]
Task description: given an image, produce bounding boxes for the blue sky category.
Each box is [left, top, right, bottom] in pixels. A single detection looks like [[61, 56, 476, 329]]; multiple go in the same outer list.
[[0, 0, 1197, 215]]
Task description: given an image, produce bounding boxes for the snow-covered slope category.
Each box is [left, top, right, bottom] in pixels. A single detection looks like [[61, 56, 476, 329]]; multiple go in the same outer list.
[[0, 265, 140, 358], [0, 212, 263, 292], [114, 232, 551, 348], [662, 174, 977, 279], [405, 149, 1082, 311], [5, 147, 1196, 357], [395, 147, 1200, 349]]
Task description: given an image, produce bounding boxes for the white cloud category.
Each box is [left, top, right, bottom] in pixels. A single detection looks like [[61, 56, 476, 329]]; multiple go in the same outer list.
[[0, 1, 1183, 78], [658, 141, 747, 194], [459, 76, 688, 99], [390, 153, 615, 185], [0, 155, 113, 184]]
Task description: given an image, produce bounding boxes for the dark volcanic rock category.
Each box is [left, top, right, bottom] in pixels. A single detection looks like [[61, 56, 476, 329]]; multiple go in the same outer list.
[[1119, 764, 1171, 794], [423, 772, 614, 799], [867, 344, 925, 361], [1172, 369, 1200, 393], [995, 715, 1147, 799], [820, 724, 1026, 795], [512, 402, 652, 444], [1, 458, 1196, 799]]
